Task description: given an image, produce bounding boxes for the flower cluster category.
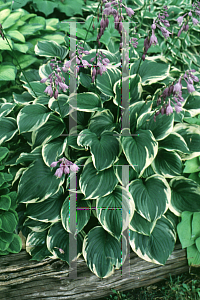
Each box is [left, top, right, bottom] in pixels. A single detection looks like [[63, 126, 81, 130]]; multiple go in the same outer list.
[[100, 0, 135, 51], [40, 57, 69, 99], [192, 1, 200, 17], [142, 6, 171, 61], [154, 69, 199, 121], [40, 40, 111, 97], [177, 10, 199, 37], [64, 41, 92, 76], [50, 157, 79, 178], [91, 51, 110, 82]]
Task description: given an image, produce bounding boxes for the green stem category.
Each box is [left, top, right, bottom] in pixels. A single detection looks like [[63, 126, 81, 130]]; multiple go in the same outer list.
[[163, 18, 193, 59], [56, 98, 68, 134], [115, 0, 150, 125], [134, 0, 150, 76], [82, 0, 102, 49], [2, 31, 38, 98]]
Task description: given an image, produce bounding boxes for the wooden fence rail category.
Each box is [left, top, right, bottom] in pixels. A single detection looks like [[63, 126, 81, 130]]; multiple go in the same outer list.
[[0, 244, 189, 300]]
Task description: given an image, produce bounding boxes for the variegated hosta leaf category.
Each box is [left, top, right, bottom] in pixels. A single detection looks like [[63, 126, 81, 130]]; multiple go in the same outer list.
[[128, 174, 170, 222], [61, 193, 91, 236], [77, 129, 122, 171], [169, 176, 200, 216], [129, 215, 176, 265], [79, 157, 118, 199], [151, 149, 183, 178], [82, 226, 127, 278], [96, 185, 135, 240], [120, 128, 158, 177]]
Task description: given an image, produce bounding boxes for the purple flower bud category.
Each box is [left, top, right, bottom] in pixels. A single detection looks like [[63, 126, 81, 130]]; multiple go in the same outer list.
[[70, 164, 79, 172], [125, 7, 135, 18], [100, 18, 105, 30], [184, 24, 189, 31], [62, 60, 71, 72], [150, 30, 158, 46], [177, 27, 183, 37], [192, 17, 199, 25], [174, 77, 182, 93], [162, 87, 169, 98], [166, 100, 173, 115], [102, 58, 110, 65], [177, 16, 184, 26], [55, 168, 63, 178], [54, 88, 59, 99], [161, 106, 165, 115], [44, 85, 53, 97], [160, 27, 171, 38], [161, 19, 170, 27], [40, 78, 47, 83], [90, 57, 96, 62], [190, 74, 199, 82], [92, 68, 96, 77], [168, 84, 174, 95], [151, 23, 156, 30], [119, 22, 123, 33], [105, 3, 111, 8], [82, 59, 91, 68], [187, 82, 195, 93], [103, 7, 112, 16], [188, 11, 192, 17], [83, 50, 90, 55], [63, 166, 70, 174], [155, 111, 160, 116], [76, 57, 80, 64], [59, 82, 68, 92], [50, 161, 58, 167], [105, 17, 109, 27], [188, 78, 193, 84], [175, 105, 182, 113]]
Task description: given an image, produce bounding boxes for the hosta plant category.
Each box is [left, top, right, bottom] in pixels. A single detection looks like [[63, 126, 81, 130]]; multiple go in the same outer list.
[[0, 0, 200, 279], [0, 146, 21, 255]]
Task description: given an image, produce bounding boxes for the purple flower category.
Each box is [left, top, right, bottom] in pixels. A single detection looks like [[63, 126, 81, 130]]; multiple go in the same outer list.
[[173, 77, 182, 93], [44, 85, 53, 97], [175, 105, 182, 113], [62, 60, 71, 72], [70, 164, 79, 172], [190, 74, 199, 82], [50, 161, 58, 167], [166, 100, 173, 115], [40, 77, 47, 83], [55, 168, 64, 178], [192, 17, 199, 25], [81, 59, 92, 68], [54, 88, 59, 99], [161, 19, 170, 27], [187, 81, 195, 93], [59, 82, 69, 92], [160, 27, 171, 38], [125, 7, 135, 18], [63, 166, 70, 174], [150, 30, 158, 46], [51, 157, 79, 179], [177, 16, 184, 26]]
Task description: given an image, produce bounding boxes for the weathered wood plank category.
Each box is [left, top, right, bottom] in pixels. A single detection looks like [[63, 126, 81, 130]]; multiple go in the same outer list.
[[0, 244, 189, 300]]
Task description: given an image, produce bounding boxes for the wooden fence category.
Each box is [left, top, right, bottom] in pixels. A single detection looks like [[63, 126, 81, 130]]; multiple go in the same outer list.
[[0, 244, 189, 300]]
